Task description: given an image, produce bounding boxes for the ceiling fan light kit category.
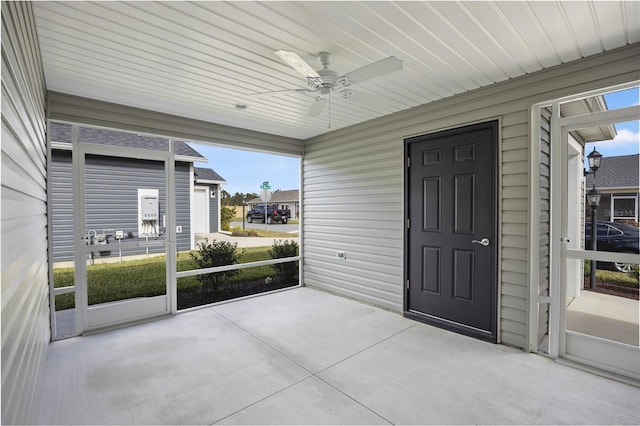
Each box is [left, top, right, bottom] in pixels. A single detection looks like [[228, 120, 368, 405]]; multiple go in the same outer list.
[[266, 50, 403, 119]]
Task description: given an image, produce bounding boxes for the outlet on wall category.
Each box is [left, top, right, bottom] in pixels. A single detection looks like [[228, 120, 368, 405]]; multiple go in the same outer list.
[[176, 225, 183, 233], [337, 250, 346, 259]]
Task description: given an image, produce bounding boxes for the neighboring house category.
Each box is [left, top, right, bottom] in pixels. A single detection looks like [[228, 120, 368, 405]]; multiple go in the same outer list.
[[50, 123, 226, 262], [586, 154, 640, 223], [247, 189, 300, 218], [193, 167, 227, 233]]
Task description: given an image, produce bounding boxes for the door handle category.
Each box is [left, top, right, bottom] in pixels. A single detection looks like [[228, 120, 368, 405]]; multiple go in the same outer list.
[[472, 238, 490, 246]]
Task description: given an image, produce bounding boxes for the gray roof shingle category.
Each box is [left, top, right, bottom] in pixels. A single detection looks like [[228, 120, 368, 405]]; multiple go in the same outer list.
[[50, 122, 205, 159], [194, 167, 226, 183], [248, 189, 298, 204], [586, 154, 639, 189]]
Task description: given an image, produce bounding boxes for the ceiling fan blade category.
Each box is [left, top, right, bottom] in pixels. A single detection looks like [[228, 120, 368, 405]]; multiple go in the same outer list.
[[340, 91, 390, 108], [275, 50, 321, 78], [307, 98, 327, 117], [343, 56, 403, 85]]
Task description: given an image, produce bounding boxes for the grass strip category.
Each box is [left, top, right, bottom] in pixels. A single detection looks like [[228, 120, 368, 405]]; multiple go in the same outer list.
[[54, 247, 276, 310]]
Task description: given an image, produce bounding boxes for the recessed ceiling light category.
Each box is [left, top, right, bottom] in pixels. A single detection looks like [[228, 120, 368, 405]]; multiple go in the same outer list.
[[234, 103, 248, 110]]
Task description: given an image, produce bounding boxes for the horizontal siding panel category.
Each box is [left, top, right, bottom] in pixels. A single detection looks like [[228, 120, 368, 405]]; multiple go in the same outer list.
[[501, 307, 528, 325], [502, 270, 528, 286], [305, 273, 402, 312], [305, 179, 401, 193], [1, 186, 47, 220], [502, 259, 528, 274], [1, 153, 47, 201], [305, 258, 402, 284], [303, 145, 401, 169], [502, 282, 528, 300], [502, 248, 528, 262], [503, 148, 528, 163], [502, 161, 528, 175], [502, 295, 527, 312], [502, 186, 528, 199], [0, 103, 46, 179], [304, 206, 400, 216], [304, 185, 402, 199], [304, 159, 401, 180], [502, 235, 527, 248], [304, 232, 402, 251], [501, 331, 526, 349], [304, 223, 400, 238], [502, 223, 528, 236], [305, 243, 402, 260], [501, 122, 528, 139], [502, 174, 529, 187], [306, 262, 402, 297], [502, 198, 528, 211], [304, 196, 403, 206], [501, 317, 527, 336]]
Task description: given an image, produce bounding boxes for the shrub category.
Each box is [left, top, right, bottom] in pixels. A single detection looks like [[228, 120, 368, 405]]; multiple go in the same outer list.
[[191, 239, 242, 293], [270, 239, 299, 283], [230, 226, 258, 237], [220, 206, 236, 231]]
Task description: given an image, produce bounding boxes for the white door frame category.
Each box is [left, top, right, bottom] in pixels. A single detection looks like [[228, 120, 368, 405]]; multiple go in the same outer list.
[[533, 85, 639, 379], [71, 123, 177, 333]]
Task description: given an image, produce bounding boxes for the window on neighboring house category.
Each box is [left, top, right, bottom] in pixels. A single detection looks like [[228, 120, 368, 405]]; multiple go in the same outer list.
[[611, 195, 638, 221]]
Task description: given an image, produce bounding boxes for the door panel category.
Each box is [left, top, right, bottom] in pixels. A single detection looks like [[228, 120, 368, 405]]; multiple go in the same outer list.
[[77, 139, 172, 332], [406, 121, 497, 342]]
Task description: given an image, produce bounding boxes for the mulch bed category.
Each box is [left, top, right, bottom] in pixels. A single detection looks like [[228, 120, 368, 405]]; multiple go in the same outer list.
[[177, 278, 298, 310], [584, 281, 639, 300]]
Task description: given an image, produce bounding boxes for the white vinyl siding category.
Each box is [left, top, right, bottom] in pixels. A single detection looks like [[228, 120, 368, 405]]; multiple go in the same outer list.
[[537, 107, 552, 350], [49, 151, 193, 262], [46, 91, 303, 157], [303, 45, 640, 349], [303, 139, 403, 310], [1, 2, 49, 424]]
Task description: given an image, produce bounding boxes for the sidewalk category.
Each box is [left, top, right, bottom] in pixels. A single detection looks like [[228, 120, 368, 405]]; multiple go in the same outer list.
[[567, 291, 639, 345], [195, 232, 299, 248]]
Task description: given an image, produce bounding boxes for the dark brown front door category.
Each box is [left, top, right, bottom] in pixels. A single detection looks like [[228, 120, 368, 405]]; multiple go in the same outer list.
[[405, 121, 497, 342]]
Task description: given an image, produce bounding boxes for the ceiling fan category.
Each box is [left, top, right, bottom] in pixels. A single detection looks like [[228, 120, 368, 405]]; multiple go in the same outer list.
[[258, 50, 403, 118]]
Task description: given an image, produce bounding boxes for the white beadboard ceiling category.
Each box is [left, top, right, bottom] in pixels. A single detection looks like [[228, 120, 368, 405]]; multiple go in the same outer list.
[[33, 1, 639, 140]]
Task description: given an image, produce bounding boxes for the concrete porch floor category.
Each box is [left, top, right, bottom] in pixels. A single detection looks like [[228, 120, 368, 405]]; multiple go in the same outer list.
[[38, 287, 639, 425]]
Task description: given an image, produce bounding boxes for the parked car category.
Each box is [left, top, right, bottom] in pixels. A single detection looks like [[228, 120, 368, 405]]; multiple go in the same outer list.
[[584, 221, 639, 273], [246, 204, 291, 224]]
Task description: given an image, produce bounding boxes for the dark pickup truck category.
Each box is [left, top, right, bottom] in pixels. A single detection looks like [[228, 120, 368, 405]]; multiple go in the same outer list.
[[246, 205, 291, 224]]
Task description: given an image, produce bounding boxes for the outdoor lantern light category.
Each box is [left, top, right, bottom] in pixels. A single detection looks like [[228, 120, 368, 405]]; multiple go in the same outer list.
[[585, 147, 603, 177], [587, 184, 601, 208]]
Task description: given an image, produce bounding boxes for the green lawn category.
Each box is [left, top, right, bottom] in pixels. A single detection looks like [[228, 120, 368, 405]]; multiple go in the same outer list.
[[584, 261, 639, 286], [54, 247, 276, 310]]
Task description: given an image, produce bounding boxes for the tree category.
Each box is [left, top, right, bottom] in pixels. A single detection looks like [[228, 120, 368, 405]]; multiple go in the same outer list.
[[220, 206, 236, 230], [220, 189, 231, 206]]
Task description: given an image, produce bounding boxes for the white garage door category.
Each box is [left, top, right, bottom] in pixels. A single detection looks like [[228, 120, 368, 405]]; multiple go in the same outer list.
[[193, 187, 209, 234]]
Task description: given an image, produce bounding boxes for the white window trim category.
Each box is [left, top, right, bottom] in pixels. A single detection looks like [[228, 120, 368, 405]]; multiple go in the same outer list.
[[611, 194, 638, 221]]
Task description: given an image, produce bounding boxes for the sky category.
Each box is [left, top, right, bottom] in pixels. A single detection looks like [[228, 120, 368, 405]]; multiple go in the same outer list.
[[584, 86, 639, 158], [188, 144, 300, 196], [190, 87, 638, 194]]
